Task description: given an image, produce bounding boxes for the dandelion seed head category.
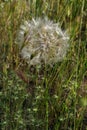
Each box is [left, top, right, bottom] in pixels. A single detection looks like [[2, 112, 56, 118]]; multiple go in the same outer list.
[[16, 17, 69, 66]]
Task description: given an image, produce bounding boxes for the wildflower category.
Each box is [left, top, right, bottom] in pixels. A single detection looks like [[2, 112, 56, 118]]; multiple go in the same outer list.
[[16, 17, 69, 66]]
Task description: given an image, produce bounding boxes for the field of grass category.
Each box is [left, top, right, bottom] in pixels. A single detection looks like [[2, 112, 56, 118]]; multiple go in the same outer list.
[[0, 0, 87, 130]]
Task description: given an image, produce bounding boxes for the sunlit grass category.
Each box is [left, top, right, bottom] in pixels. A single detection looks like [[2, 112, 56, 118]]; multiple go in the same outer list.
[[0, 0, 87, 130]]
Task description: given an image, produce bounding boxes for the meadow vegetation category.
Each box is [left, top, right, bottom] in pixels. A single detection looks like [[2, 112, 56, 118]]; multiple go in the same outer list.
[[0, 0, 87, 130]]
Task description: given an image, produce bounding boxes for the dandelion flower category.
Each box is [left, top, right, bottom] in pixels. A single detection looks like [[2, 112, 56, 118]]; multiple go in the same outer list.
[[16, 17, 69, 66]]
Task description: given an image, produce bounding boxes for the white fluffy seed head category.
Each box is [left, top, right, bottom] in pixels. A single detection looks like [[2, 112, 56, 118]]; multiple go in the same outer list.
[[16, 17, 69, 66]]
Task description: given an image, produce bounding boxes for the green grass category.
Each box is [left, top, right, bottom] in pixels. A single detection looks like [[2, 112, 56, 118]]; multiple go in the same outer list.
[[0, 0, 87, 130]]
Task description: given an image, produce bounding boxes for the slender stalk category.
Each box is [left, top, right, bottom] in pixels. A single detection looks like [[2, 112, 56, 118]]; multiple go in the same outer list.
[[46, 78, 49, 130]]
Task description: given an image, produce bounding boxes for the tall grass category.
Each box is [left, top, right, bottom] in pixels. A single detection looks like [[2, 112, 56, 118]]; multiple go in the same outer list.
[[0, 0, 87, 130]]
